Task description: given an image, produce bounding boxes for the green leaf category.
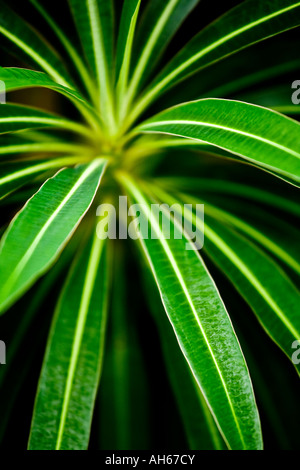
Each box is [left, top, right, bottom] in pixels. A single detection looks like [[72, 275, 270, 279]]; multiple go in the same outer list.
[[28, 231, 110, 450], [153, 185, 300, 375], [203, 216, 300, 376], [0, 159, 107, 314], [0, 67, 101, 130], [116, 0, 141, 112], [29, 0, 97, 100], [0, 104, 94, 138], [205, 202, 300, 275], [0, 67, 91, 109], [0, 157, 83, 200], [68, 0, 115, 130], [126, 0, 200, 103], [162, 184, 300, 274], [160, 38, 300, 108], [131, 0, 300, 120], [0, 1, 72, 87], [0, 140, 88, 158], [141, 255, 226, 450], [139, 98, 300, 185], [159, 177, 300, 218], [119, 174, 262, 450]]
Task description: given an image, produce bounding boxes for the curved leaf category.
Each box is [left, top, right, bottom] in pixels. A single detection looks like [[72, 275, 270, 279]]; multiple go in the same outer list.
[[162, 189, 300, 375], [0, 157, 83, 200], [119, 174, 262, 450], [0, 67, 102, 130], [28, 231, 110, 450], [203, 217, 300, 376], [0, 1, 72, 87], [141, 255, 226, 450], [127, 0, 200, 103], [29, 0, 97, 99], [139, 98, 300, 185], [0, 67, 91, 109], [68, 0, 115, 129], [0, 159, 107, 314], [132, 0, 300, 119], [0, 104, 94, 138]]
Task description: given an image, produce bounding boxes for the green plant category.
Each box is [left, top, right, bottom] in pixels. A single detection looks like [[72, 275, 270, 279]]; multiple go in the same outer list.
[[0, 0, 299, 450]]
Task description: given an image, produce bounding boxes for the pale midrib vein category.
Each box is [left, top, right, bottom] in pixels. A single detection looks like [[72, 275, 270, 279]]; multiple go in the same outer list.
[[142, 119, 300, 160], [117, 0, 141, 98], [162, 189, 300, 341], [2, 160, 103, 292], [56, 234, 104, 449], [135, 2, 300, 116], [87, 0, 114, 112], [87, 0, 107, 89], [161, 2, 300, 88], [0, 26, 70, 87], [123, 177, 246, 449], [0, 157, 83, 186], [0, 116, 92, 137], [0, 143, 84, 155], [127, 0, 179, 102], [203, 223, 300, 340], [195, 383, 224, 450], [205, 204, 300, 273], [29, 0, 95, 97]]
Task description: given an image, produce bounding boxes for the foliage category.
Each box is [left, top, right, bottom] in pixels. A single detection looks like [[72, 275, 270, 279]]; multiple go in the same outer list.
[[0, 0, 299, 450]]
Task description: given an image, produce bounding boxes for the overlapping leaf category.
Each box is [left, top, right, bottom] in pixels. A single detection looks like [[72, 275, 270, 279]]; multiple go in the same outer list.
[[0, 1, 71, 87], [132, 0, 300, 118], [0, 103, 93, 137], [139, 99, 300, 185], [29, 231, 110, 450], [142, 256, 226, 450], [120, 175, 262, 450], [0, 159, 107, 314], [161, 189, 300, 375]]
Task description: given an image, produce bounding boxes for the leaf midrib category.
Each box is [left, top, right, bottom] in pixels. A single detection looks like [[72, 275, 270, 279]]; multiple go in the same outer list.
[[122, 176, 246, 450], [1, 160, 105, 298], [191, 213, 300, 340], [0, 26, 70, 87], [162, 190, 300, 341], [55, 234, 105, 449], [141, 119, 300, 160], [133, 1, 300, 119]]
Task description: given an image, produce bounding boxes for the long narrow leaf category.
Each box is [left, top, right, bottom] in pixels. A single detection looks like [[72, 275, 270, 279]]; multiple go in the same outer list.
[[29, 0, 97, 100], [0, 159, 107, 314], [126, 0, 200, 105], [116, 0, 141, 92], [28, 231, 110, 450], [0, 104, 94, 138], [68, 0, 115, 129], [0, 1, 72, 87], [204, 218, 300, 376], [99, 245, 150, 450], [141, 256, 226, 450], [132, 0, 300, 120], [162, 190, 300, 375], [0, 157, 84, 200], [139, 99, 300, 185], [119, 174, 262, 450]]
